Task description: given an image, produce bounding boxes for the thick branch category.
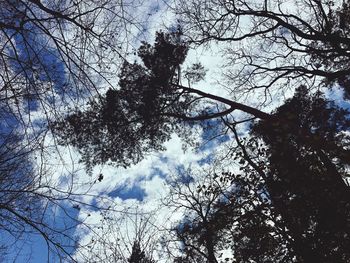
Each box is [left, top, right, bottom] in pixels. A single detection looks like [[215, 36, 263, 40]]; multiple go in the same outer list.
[[163, 107, 235, 121], [236, 9, 350, 45], [175, 84, 272, 120]]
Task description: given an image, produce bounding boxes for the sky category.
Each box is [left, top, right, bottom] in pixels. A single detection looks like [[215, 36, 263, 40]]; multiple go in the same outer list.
[[0, 0, 230, 262], [0, 0, 300, 261], [2, 0, 350, 262]]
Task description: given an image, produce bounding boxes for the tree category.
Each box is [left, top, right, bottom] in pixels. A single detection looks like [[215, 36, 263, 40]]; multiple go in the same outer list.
[[165, 169, 225, 263], [128, 241, 155, 263], [163, 86, 350, 262], [54, 30, 271, 169], [0, 98, 81, 260], [55, 4, 350, 261], [176, 0, 350, 100], [0, 0, 146, 260], [252, 86, 350, 262], [164, 168, 294, 263], [79, 207, 160, 263], [1, 0, 138, 101]]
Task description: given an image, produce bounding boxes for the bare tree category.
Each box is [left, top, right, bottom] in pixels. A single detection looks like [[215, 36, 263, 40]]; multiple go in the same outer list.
[[79, 207, 161, 263], [175, 0, 350, 102], [0, 0, 151, 260], [163, 166, 294, 263], [0, 0, 144, 117]]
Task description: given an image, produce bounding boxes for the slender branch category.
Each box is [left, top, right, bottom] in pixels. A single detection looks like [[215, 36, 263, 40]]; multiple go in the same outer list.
[[222, 118, 267, 180]]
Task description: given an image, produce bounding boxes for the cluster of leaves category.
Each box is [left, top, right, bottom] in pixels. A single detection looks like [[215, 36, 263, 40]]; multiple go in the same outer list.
[[128, 241, 155, 263], [253, 86, 350, 262], [54, 31, 193, 170]]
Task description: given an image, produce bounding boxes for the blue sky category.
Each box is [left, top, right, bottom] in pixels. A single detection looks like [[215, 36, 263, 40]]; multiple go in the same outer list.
[[1, 6, 80, 261], [5, 1, 349, 262], [0, 2, 258, 261], [1, 40, 227, 263]]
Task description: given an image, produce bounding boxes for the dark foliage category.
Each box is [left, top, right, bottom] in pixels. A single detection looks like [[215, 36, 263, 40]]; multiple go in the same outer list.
[[171, 86, 350, 262], [128, 241, 155, 263], [167, 85, 350, 262], [170, 171, 294, 263], [54, 31, 191, 169], [254, 86, 350, 262]]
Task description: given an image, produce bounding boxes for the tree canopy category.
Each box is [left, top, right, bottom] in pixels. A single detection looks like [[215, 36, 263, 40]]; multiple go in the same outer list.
[[2, 0, 350, 261], [253, 86, 350, 262], [55, 23, 350, 261]]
